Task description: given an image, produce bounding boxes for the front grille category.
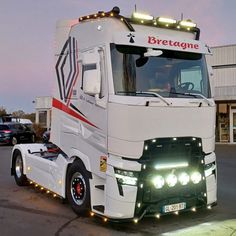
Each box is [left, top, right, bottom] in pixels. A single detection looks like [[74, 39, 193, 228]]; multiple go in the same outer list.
[[134, 137, 207, 217]]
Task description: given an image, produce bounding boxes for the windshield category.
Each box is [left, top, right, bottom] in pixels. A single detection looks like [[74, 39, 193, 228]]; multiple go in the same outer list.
[[110, 44, 211, 98]]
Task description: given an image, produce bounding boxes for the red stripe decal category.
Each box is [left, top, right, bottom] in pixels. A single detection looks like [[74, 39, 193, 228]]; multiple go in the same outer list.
[[52, 98, 97, 128]]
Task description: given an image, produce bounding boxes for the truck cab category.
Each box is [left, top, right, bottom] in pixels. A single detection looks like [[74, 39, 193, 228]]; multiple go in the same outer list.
[[11, 7, 217, 222]]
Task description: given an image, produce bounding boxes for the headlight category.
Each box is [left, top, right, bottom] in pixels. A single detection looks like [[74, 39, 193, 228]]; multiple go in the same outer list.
[[152, 175, 165, 189], [178, 172, 190, 186], [191, 172, 202, 184], [114, 169, 138, 186], [166, 174, 177, 187]]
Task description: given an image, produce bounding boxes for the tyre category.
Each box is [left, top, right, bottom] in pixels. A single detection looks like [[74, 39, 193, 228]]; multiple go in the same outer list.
[[11, 136, 18, 146], [13, 151, 28, 186], [66, 160, 91, 216]]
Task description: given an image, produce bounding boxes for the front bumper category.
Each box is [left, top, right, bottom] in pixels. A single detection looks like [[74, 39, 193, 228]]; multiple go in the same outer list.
[[103, 137, 217, 221]]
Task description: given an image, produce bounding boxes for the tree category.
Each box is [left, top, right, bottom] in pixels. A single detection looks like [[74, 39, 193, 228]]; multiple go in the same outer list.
[[12, 110, 25, 118], [0, 106, 7, 116]]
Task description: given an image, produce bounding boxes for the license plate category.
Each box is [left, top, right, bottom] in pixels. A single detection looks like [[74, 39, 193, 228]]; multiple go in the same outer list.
[[163, 202, 186, 213]]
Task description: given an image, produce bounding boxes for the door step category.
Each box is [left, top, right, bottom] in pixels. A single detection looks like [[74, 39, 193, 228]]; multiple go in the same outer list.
[[95, 185, 104, 190], [93, 205, 105, 213]]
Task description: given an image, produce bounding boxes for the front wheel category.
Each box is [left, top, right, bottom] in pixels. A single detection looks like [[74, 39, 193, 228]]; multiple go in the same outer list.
[[13, 151, 28, 186], [66, 160, 91, 216]]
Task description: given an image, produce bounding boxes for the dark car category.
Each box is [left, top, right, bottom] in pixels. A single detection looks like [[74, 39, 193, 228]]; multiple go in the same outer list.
[[0, 122, 36, 145]]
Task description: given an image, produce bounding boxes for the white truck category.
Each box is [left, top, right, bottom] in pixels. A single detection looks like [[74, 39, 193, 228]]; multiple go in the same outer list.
[[11, 7, 217, 222]]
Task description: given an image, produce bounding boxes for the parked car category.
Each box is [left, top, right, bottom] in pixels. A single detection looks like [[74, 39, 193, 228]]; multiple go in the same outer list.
[[0, 122, 36, 145]]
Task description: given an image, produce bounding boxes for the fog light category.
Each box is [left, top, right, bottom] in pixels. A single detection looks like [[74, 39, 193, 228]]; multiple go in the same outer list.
[[152, 175, 165, 189], [166, 174, 177, 187]]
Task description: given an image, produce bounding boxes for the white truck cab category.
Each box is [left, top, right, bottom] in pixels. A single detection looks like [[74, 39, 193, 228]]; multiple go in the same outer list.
[[11, 7, 217, 222]]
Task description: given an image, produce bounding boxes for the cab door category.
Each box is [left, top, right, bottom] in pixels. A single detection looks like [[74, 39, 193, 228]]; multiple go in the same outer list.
[[77, 46, 108, 177]]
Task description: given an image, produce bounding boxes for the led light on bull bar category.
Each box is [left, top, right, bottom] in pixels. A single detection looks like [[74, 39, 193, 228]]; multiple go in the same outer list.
[[154, 162, 189, 170], [114, 168, 138, 186], [178, 172, 190, 185], [179, 20, 197, 28], [191, 171, 202, 184], [132, 12, 154, 21], [157, 17, 177, 24], [166, 173, 178, 187], [152, 175, 165, 189]]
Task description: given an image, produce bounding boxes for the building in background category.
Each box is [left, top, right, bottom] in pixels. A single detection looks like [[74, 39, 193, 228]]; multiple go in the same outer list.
[[207, 45, 236, 143], [35, 96, 52, 130]]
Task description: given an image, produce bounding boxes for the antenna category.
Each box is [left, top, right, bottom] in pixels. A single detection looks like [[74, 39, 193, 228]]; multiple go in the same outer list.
[[135, 4, 137, 12]]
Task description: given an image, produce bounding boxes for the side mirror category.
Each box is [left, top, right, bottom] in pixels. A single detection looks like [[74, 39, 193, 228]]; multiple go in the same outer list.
[[83, 50, 101, 96]]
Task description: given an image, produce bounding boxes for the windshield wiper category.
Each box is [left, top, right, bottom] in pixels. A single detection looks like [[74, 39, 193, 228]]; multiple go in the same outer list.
[[116, 91, 171, 106], [140, 91, 172, 106], [170, 92, 213, 106]]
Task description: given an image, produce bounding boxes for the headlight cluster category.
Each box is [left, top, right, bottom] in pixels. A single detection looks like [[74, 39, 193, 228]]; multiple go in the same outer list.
[[114, 169, 138, 186], [152, 171, 202, 189]]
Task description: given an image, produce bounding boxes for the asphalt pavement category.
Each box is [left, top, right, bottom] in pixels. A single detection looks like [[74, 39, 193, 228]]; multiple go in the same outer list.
[[0, 144, 236, 236]]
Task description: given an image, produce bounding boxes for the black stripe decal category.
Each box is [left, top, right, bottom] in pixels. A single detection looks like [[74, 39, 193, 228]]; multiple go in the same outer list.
[[55, 38, 70, 100], [70, 103, 86, 117]]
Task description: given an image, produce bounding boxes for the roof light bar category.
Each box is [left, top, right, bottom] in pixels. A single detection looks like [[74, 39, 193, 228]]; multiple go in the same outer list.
[[157, 17, 177, 24], [132, 12, 154, 21], [179, 20, 197, 28]]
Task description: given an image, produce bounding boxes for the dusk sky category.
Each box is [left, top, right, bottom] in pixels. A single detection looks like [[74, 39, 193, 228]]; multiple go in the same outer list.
[[1, 0, 236, 113]]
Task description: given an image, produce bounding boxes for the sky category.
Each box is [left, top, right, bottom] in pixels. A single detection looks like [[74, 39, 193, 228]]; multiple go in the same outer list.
[[1, 0, 236, 113]]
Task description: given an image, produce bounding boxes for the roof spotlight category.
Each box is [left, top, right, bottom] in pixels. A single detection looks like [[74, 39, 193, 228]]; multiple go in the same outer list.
[[132, 12, 154, 21], [157, 17, 177, 24], [179, 20, 197, 28]]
